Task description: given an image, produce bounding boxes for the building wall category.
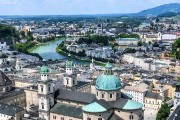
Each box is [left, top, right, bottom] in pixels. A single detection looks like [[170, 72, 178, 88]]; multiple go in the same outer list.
[[174, 92, 180, 109], [77, 84, 91, 93], [50, 113, 82, 120], [14, 80, 33, 88], [144, 97, 162, 109], [24, 89, 38, 108], [122, 89, 145, 104], [114, 109, 143, 120], [56, 100, 84, 107], [96, 89, 120, 101], [83, 110, 113, 120]]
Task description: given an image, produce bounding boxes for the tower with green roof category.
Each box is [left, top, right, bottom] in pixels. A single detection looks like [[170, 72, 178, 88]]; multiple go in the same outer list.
[[38, 66, 54, 120], [63, 53, 77, 87], [66, 53, 74, 75]]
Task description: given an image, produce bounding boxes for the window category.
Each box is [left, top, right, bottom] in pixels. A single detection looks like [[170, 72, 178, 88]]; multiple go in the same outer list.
[[129, 115, 134, 120], [98, 118, 102, 120], [41, 86, 44, 92], [41, 103, 44, 109], [49, 86, 51, 92], [66, 78, 69, 84], [61, 117, 64, 120], [73, 80, 75, 84], [97, 91, 98, 96], [102, 94, 104, 98], [53, 115, 56, 119], [110, 94, 113, 98]]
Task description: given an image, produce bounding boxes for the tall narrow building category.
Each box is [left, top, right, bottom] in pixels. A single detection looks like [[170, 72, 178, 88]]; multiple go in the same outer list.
[[174, 82, 180, 109], [38, 66, 54, 120], [63, 54, 77, 88]]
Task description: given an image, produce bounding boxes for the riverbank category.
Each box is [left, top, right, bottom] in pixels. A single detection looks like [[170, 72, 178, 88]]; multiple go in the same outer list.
[[28, 38, 64, 52], [55, 47, 105, 66]]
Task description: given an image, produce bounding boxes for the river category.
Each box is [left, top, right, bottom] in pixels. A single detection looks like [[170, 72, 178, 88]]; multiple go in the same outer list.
[[31, 39, 90, 64]]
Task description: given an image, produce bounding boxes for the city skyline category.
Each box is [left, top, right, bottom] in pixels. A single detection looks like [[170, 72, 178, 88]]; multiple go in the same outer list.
[[0, 0, 180, 15]]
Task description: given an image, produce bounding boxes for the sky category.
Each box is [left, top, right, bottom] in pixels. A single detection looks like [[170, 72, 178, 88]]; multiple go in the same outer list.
[[0, 0, 179, 15]]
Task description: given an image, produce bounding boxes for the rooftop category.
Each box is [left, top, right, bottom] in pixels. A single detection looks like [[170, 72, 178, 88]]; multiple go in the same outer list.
[[56, 90, 95, 104], [50, 103, 83, 119], [0, 103, 23, 116]]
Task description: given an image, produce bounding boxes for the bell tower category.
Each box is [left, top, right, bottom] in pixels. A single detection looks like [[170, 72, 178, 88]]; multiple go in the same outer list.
[[64, 54, 77, 88], [38, 66, 54, 120], [66, 54, 74, 75]]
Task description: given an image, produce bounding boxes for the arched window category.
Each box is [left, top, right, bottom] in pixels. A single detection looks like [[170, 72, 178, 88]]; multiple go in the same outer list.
[[66, 78, 69, 84], [41, 103, 44, 109], [129, 114, 134, 120]]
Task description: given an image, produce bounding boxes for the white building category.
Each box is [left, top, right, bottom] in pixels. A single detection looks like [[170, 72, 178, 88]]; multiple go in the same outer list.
[[174, 82, 180, 109], [122, 83, 148, 104], [38, 66, 55, 120], [116, 38, 139, 45]]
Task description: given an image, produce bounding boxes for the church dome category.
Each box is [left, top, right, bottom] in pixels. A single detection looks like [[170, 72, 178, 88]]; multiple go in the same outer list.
[[96, 63, 121, 91], [40, 66, 50, 73], [96, 74, 121, 91]]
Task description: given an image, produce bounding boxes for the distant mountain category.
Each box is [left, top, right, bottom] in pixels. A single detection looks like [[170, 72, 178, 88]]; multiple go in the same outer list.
[[136, 3, 180, 17]]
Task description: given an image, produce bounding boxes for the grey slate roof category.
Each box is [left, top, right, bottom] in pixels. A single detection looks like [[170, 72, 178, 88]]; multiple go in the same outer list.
[[111, 98, 128, 109], [56, 90, 96, 104], [0, 103, 23, 116], [109, 114, 124, 120], [50, 103, 83, 119], [0, 71, 12, 86], [0, 89, 24, 100], [145, 92, 162, 99]]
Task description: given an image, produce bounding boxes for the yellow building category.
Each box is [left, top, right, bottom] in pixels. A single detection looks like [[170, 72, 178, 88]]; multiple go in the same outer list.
[[24, 85, 39, 108]]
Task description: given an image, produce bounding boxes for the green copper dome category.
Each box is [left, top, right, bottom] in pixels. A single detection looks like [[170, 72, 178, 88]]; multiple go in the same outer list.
[[96, 74, 121, 91], [105, 62, 113, 68], [40, 66, 50, 73], [82, 102, 107, 113], [123, 100, 143, 110]]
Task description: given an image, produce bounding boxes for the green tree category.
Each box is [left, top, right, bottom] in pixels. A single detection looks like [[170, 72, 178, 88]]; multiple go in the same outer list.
[[171, 38, 180, 59], [20, 31, 25, 37], [137, 41, 143, 46], [156, 103, 170, 120]]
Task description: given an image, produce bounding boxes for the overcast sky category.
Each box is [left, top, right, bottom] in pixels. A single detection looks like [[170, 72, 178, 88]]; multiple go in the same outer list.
[[0, 0, 179, 15]]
